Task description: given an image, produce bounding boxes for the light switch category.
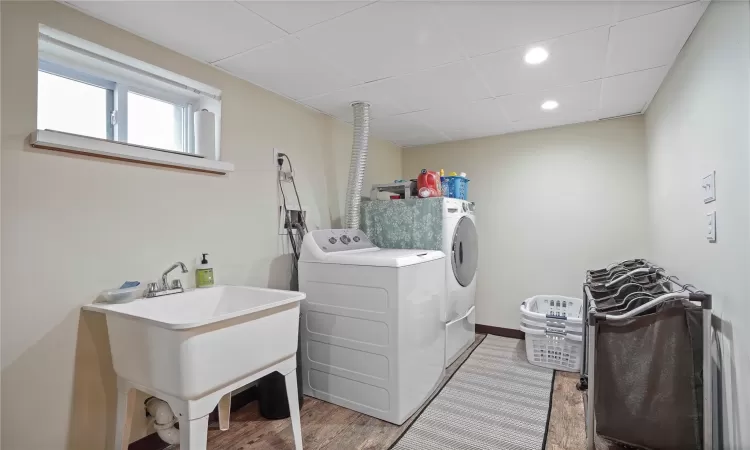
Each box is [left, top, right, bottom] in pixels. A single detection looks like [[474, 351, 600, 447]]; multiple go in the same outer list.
[[706, 211, 716, 242], [702, 171, 716, 203]]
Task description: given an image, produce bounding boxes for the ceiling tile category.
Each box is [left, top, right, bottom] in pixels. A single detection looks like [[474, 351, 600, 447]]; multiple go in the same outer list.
[[496, 80, 602, 124], [369, 113, 447, 146], [605, 1, 708, 76], [396, 135, 452, 147], [69, 1, 286, 63], [371, 61, 492, 113], [302, 82, 411, 122], [614, 0, 696, 22], [215, 36, 360, 100], [408, 98, 514, 141], [436, 2, 614, 57], [239, 1, 370, 34], [296, 1, 464, 83], [511, 110, 599, 134], [600, 66, 669, 118], [302, 61, 491, 123], [473, 26, 609, 97]]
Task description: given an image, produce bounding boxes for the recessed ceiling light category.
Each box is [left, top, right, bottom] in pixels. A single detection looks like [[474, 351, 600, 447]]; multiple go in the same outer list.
[[541, 100, 559, 111], [524, 47, 549, 65]]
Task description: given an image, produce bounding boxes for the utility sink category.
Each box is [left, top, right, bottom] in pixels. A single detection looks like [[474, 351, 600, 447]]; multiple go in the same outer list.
[[84, 285, 306, 450]]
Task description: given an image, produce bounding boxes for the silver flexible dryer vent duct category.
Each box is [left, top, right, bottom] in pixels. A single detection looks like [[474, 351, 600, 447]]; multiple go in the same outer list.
[[344, 101, 371, 229]]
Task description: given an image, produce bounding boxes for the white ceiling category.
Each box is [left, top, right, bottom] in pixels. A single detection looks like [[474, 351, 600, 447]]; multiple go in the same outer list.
[[67, 0, 708, 147]]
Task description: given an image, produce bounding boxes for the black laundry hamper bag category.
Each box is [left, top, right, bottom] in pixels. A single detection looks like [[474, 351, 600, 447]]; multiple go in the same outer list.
[[594, 300, 704, 450]]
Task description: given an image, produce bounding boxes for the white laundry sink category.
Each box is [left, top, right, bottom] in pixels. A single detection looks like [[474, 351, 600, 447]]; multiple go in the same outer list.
[[84, 285, 304, 399], [84, 285, 306, 450]]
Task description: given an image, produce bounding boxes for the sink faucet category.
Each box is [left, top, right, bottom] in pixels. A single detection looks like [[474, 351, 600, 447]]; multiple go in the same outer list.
[[161, 262, 188, 289], [145, 262, 188, 298]]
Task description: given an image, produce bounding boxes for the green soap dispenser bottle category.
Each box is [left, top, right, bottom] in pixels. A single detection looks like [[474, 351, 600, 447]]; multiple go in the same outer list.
[[196, 253, 214, 288]]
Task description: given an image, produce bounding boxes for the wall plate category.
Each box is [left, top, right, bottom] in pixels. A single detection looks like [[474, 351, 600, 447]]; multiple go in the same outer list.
[[706, 211, 716, 243], [278, 205, 307, 236], [702, 171, 716, 203]]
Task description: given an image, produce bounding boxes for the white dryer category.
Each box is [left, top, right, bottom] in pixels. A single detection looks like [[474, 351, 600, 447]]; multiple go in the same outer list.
[[298, 229, 446, 425], [441, 198, 478, 367]]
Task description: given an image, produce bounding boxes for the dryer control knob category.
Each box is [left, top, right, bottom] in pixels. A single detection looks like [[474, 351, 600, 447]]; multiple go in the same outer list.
[[340, 235, 351, 245], [462, 202, 468, 212], [328, 237, 337, 244]]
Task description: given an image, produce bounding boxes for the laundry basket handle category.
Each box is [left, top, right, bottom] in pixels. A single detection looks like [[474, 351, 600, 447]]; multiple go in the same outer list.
[[545, 327, 567, 337]]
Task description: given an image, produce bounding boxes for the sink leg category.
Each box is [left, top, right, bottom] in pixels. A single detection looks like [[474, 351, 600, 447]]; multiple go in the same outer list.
[[178, 415, 209, 450], [218, 393, 231, 431], [284, 370, 304, 450], [114, 384, 136, 450]]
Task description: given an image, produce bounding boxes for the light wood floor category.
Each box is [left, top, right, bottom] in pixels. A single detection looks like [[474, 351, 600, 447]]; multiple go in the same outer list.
[[544, 371, 586, 450], [195, 335, 590, 450]]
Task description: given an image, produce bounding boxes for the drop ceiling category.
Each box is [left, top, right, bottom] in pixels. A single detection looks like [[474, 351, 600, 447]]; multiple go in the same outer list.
[[66, 0, 709, 147]]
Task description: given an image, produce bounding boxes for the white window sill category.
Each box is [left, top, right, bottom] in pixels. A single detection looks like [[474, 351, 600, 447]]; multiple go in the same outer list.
[[29, 130, 234, 175]]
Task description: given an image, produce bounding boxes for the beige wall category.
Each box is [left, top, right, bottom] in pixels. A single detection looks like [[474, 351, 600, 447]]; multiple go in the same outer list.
[[0, 2, 401, 449], [403, 117, 649, 330], [644, 2, 750, 448]]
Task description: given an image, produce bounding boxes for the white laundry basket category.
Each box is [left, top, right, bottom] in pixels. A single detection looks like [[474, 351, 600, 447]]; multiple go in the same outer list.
[[520, 295, 583, 372]]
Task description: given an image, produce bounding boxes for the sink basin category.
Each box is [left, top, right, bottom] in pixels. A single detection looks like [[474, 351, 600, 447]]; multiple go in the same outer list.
[[85, 285, 304, 330], [84, 285, 305, 399]]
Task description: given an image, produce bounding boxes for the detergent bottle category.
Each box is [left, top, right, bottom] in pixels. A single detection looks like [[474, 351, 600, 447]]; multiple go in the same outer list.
[[417, 169, 440, 198]]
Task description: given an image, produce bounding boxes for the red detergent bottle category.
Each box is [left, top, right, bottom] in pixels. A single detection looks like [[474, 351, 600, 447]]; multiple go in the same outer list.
[[417, 169, 440, 198]]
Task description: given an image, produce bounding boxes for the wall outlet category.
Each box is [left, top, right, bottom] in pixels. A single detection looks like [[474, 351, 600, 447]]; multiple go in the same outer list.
[[702, 171, 716, 203], [278, 170, 294, 182], [273, 148, 294, 180], [278, 206, 306, 235], [706, 211, 716, 242]]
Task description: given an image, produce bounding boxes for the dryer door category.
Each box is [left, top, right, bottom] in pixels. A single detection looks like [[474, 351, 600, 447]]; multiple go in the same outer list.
[[451, 216, 478, 287]]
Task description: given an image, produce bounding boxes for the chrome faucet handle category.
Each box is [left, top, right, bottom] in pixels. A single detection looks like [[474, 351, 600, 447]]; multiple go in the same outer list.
[[171, 279, 183, 290], [145, 282, 159, 297]]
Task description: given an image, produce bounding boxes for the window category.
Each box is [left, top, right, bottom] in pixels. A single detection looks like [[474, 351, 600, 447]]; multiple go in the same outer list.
[[127, 91, 186, 152], [37, 68, 111, 140], [37, 60, 196, 153], [33, 26, 231, 173]]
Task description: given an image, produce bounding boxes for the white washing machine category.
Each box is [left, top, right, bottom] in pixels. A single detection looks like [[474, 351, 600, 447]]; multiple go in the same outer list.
[[298, 229, 446, 425], [442, 198, 478, 367]]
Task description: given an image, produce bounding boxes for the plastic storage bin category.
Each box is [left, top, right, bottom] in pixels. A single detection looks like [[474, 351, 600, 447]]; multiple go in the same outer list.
[[444, 176, 470, 200], [97, 285, 143, 304], [520, 295, 583, 372]]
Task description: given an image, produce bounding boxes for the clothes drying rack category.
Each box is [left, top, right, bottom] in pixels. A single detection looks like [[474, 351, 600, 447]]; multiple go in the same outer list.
[[581, 262, 713, 450]]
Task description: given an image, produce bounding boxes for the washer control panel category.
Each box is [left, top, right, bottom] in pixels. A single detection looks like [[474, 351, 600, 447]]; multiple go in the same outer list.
[[444, 198, 476, 215], [311, 229, 376, 253]]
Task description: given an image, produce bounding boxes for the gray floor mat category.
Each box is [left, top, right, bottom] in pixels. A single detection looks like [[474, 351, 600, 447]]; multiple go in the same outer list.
[[391, 335, 554, 450]]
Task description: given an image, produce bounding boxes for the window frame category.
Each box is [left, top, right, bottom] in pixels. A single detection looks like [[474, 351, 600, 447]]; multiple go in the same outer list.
[[33, 25, 230, 174], [38, 58, 198, 154]]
